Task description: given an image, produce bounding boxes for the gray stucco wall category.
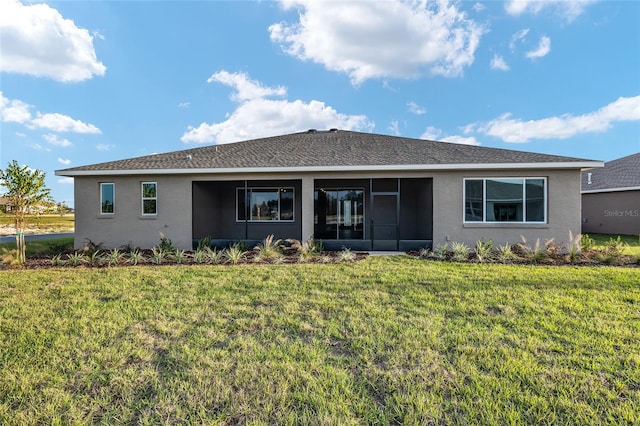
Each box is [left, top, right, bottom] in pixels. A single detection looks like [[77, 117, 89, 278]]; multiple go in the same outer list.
[[72, 168, 583, 250], [431, 169, 582, 248], [74, 175, 193, 250], [582, 190, 640, 235]]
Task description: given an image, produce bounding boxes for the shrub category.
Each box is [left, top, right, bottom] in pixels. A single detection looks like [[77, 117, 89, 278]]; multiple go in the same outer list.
[[66, 252, 87, 267], [566, 231, 581, 263], [50, 253, 66, 267], [127, 248, 144, 265], [431, 242, 449, 260], [82, 238, 104, 255], [87, 250, 104, 267], [581, 234, 595, 251], [1, 248, 21, 268], [597, 236, 626, 265], [156, 236, 175, 252], [254, 234, 283, 260], [224, 243, 247, 264], [339, 247, 356, 262], [196, 236, 212, 251], [451, 242, 470, 262], [286, 237, 322, 261], [172, 249, 187, 264], [106, 249, 126, 267], [517, 237, 547, 263], [418, 247, 431, 259], [497, 243, 517, 262], [474, 239, 493, 262], [151, 247, 168, 265]]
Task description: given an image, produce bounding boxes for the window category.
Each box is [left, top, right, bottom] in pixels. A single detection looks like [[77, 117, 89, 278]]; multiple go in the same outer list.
[[142, 182, 157, 215], [314, 188, 364, 239], [237, 188, 294, 221], [464, 178, 546, 223], [100, 183, 114, 214]]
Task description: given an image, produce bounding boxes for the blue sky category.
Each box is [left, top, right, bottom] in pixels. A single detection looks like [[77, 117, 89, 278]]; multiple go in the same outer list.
[[1, 0, 639, 207]]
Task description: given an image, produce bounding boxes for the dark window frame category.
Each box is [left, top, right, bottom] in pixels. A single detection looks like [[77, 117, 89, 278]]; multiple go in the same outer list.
[[236, 187, 295, 222], [463, 177, 547, 224]]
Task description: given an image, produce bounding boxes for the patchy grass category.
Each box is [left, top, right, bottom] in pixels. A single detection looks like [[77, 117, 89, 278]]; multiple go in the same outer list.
[[588, 233, 640, 256], [0, 214, 74, 234], [1, 257, 638, 424]]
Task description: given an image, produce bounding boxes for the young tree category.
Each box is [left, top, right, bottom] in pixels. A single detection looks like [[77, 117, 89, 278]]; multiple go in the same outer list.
[[0, 161, 52, 264]]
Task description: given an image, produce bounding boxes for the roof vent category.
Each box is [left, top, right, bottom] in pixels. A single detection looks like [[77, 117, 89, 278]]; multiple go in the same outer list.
[[186, 154, 192, 160], [307, 129, 317, 133], [329, 128, 338, 133], [587, 172, 592, 185]]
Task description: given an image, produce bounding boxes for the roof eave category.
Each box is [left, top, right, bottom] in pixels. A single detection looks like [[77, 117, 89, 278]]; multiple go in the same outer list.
[[582, 185, 640, 194], [55, 161, 604, 177]]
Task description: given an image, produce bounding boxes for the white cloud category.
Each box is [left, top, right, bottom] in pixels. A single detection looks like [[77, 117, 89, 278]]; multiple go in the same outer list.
[[505, 0, 596, 22], [478, 95, 640, 143], [509, 28, 529, 51], [178, 101, 190, 109], [526, 36, 551, 59], [0, 91, 31, 123], [490, 54, 510, 71], [31, 143, 51, 152], [1, 92, 101, 134], [57, 177, 74, 184], [43, 134, 72, 147], [96, 143, 115, 151], [0, 0, 106, 82], [31, 113, 101, 134], [407, 101, 427, 115], [208, 71, 286, 102], [182, 70, 374, 144], [472, 3, 485, 13], [421, 126, 441, 140], [441, 135, 481, 146], [388, 120, 401, 136], [269, 0, 485, 84], [420, 126, 480, 145], [57, 157, 71, 165]]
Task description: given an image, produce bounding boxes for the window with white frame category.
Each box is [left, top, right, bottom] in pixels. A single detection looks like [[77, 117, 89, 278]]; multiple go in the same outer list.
[[464, 178, 546, 223], [100, 183, 115, 214], [142, 182, 157, 215], [237, 188, 294, 221]]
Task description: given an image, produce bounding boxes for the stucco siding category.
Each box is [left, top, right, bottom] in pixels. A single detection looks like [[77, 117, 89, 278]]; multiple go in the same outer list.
[[73, 168, 583, 250], [582, 190, 640, 235], [74, 175, 193, 249], [431, 169, 582, 248]]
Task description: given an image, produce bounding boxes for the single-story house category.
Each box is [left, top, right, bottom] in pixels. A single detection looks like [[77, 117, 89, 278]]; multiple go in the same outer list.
[[581, 152, 640, 236], [56, 130, 602, 251], [0, 196, 13, 213]]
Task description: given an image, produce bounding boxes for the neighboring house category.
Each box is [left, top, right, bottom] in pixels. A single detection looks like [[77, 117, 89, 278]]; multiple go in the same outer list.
[[581, 153, 640, 236], [56, 130, 602, 251], [0, 197, 12, 213]]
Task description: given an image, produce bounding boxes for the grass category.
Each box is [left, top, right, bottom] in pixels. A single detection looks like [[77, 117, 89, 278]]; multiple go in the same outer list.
[[0, 213, 74, 234], [1, 257, 638, 424], [0, 236, 73, 256], [589, 233, 640, 256]]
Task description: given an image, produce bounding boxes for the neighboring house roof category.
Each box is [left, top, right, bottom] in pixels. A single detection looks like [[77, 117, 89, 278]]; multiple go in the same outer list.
[[0, 196, 13, 205], [581, 153, 640, 193], [56, 130, 602, 176]]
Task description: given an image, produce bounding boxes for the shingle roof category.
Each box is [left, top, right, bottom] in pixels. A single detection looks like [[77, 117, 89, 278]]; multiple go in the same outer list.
[[57, 130, 599, 176], [582, 152, 640, 192]]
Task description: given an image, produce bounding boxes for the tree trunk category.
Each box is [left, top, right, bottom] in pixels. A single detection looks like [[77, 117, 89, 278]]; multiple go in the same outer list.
[[15, 232, 26, 264]]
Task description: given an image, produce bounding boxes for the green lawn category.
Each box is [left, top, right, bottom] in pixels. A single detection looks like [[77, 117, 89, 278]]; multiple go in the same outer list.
[[588, 233, 640, 256], [1, 258, 638, 424]]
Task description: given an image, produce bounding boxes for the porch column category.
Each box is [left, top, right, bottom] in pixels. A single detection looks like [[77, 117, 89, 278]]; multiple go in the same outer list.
[[301, 176, 315, 241]]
